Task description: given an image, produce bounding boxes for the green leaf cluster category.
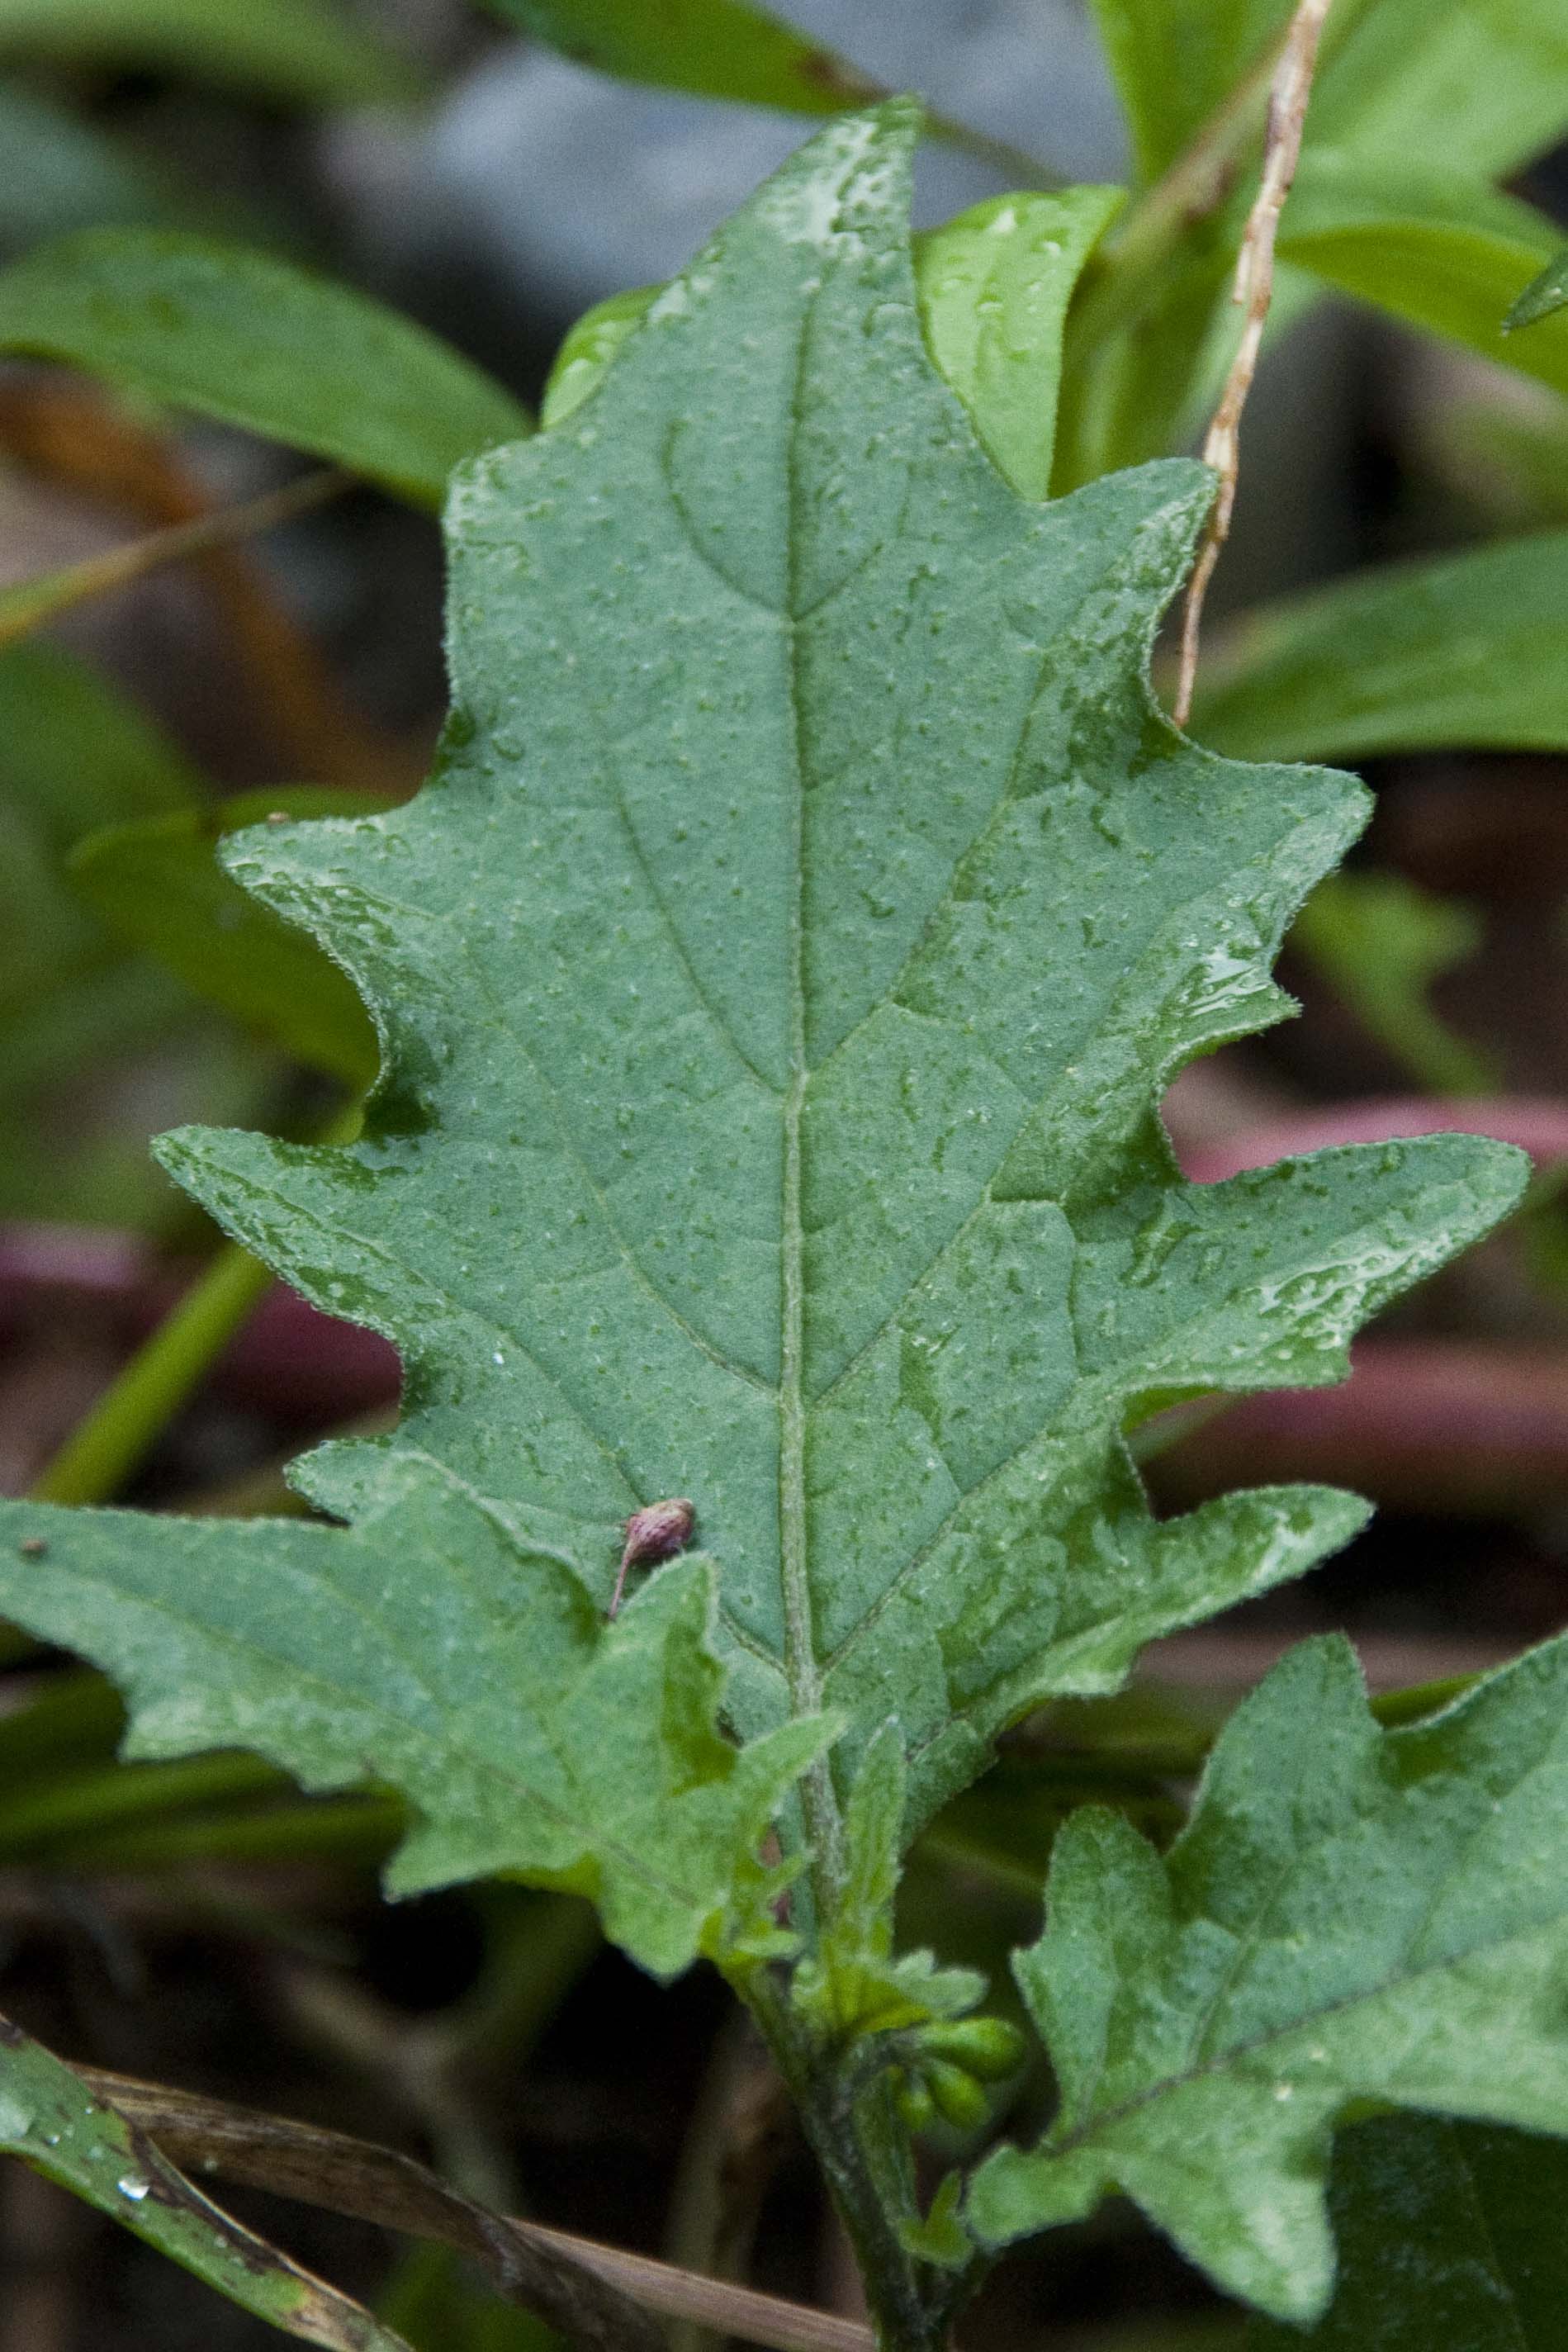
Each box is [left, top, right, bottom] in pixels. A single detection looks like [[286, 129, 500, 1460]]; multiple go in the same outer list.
[[0, 104, 1542, 2346], [8, 0, 1568, 2336]]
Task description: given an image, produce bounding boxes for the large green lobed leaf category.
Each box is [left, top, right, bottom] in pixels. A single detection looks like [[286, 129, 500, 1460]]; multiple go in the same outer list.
[[969, 1635, 1568, 2319], [0, 107, 1525, 1964]]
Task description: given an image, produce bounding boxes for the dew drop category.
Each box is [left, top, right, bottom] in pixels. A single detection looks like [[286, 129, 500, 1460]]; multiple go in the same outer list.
[[117, 2174, 149, 2201]]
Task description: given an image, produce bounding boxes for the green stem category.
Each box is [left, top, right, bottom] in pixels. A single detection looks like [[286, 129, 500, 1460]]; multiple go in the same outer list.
[[925, 111, 1061, 193], [30, 1102, 362, 1507], [30, 1242, 275, 1506], [738, 1973, 959, 2352]]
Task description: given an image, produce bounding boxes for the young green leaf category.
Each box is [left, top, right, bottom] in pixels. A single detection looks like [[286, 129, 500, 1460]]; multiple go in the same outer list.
[[969, 1634, 1568, 2321], [1507, 248, 1568, 334], [0, 0, 419, 107], [71, 786, 392, 1085], [914, 188, 1124, 501], [541, 284, 656, 429], [0, 107, 1528, 1942], [1247, 2114, 1568, 2350], [0, 2013, 417, 2350], [1188, 529, 1568, 761], [0, 230, 531, 505], [0, 1463, 824, 1977], [473, 0, 879, 114]]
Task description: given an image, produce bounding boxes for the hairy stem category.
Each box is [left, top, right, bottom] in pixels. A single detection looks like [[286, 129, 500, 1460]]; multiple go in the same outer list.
[[741, 1974, 962, 2352]]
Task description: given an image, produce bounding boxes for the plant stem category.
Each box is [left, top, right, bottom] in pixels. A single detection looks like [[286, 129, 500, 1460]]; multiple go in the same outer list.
[[1173, 0, 1334, 723], [30, 1102, 363, 1506], [740, 1975, 959, 2352], [29, 1242, 275, 1506], [925, 111, 1061, 193], [0, 467, 347, 650]]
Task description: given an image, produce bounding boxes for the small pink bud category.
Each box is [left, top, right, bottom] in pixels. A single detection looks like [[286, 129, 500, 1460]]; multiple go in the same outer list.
[[609, 1498, 695, 1617]]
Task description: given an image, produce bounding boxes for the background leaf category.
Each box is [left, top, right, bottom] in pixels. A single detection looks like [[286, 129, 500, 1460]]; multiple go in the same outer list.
[[0, 230, 532, 505], [970, 1635, 1568, 2320], [0, 2013, 416, 2349], [1089, 0, 1568, 186], [0, 0, 418, 107], [1507, 248, 1568, 334], [1290, 875, 1495, 1100], [1247, 2114, 1568, 2350], [1278, 156, 1568, 401], [71, 785, 394, 1087], [0, 85, 191, 254], [914, 187, 1123, 502], [1188, 529, 1568, 763], [471, 0, 879, 114], [0, 642, 269, 1226]]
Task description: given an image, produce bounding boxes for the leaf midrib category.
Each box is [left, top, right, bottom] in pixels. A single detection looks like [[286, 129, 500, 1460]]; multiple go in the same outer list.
[[778, 289, 832, 1880]]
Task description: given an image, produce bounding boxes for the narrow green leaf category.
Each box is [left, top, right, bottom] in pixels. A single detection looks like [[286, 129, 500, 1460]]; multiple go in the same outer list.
[[0, 0, 419, 107], [1507, 248, 1568, 334], [0, 638, 201, 841], [540, 284, 656, 429], [969, 1634, 1568, 2320], [1277, 154, 1568, 403], [914, 187, 1124, 501], [0, 2014, 416, 2349], [473, 0, 878, 113], [1085, 0, 1285, 185], [0, 641, 268, 1228], [71, 786, 391, 1085], [1305, 0, 1568, 180], [0, 109, 1528, 1966], [1189, 529, 1568, 761], [0, 84, 187, 251], [1, 639, 197, 1038], [1091, 0, 1568, 187], [0, 230, 532, 505], [1291, 875, 1495, 1100], [1430, 396, 1568, 533], [1248, 2113, 1568, 2350]]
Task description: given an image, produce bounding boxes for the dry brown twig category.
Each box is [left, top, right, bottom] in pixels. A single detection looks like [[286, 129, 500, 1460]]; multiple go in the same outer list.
[[83, 2069, 874, 2352], [0, 382, 415, 794], [1172, 0, 1334, 727]]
